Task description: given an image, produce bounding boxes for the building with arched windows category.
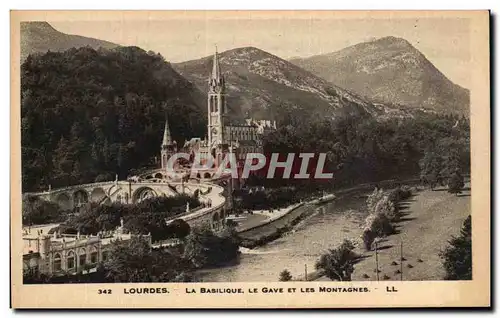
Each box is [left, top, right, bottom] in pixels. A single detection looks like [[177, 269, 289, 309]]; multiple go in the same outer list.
[[22, 223, 151, 277]]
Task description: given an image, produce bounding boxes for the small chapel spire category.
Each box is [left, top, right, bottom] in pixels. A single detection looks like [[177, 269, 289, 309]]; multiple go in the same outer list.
[[162, 114, 173, 147]]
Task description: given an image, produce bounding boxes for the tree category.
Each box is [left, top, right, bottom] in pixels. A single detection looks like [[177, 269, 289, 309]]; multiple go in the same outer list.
[[373, 195, 398, 221], [419, 151, 443, 190], [364, 212, 394, 238], [104, 236, 192, 282], [366, 187, 385, 213], [183, 225, 240, 269], [441, 216, 472, 280], [361, 228, 376, 251], [448, 171, 465, 196], [65, 195, 200, 238], [104, 237, 154, 282], [22, 195, 64, 225], [315, 239, 357, 281], [167, 219, 191, 239], [279, 269, 293, 281], [441, 150, 462, 181]]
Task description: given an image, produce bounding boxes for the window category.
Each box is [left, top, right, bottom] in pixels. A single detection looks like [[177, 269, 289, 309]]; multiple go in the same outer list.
[[53, 253, 61, 272], [102, 251, 109, 262], [90, 247, 98, 264], [79, 249, 86, 267], [67, 251, 75, 270]]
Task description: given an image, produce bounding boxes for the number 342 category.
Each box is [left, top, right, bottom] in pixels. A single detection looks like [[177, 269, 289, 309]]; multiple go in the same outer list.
[[98, 289, 112, 294]]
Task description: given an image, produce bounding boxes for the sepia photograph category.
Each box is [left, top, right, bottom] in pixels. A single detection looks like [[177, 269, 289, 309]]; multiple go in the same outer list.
[[10, 10, 490, 308]]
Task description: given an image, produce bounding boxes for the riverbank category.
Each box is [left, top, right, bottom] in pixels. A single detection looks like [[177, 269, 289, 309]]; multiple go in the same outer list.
[[233, 179, 416, 249], [234, 202, 304, 233], [232, 180, 419, 249], [236, 194, 334, 249]]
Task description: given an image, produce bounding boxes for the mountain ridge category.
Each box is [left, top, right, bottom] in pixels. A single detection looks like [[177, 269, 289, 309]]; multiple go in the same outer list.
[[21, 22, 119, 61], [173, 46, 412, 124], [290, 36, 469, 116]]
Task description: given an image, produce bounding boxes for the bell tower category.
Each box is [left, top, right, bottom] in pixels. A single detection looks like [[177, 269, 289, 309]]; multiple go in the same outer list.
[[207, 48, 227, 148]]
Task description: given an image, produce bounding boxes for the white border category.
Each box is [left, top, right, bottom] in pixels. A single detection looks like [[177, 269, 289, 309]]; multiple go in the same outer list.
[[3, 1, 498, 317]]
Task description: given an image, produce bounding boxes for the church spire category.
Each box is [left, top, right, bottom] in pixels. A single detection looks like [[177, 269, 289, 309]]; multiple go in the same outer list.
[[211, 46, 221, 80], [160, 113, 177, 170], [162, 114, 173, 147], [209, 46, 224, 92]]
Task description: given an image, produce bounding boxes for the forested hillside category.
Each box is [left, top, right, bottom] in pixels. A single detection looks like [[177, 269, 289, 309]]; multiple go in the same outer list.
[[21, 46, 205, 192], [260, 113, 470, 189]]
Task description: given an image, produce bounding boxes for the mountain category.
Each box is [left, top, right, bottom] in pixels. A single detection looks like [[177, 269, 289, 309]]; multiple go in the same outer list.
[[290, 36, 469, 116], [173, 47, 410, 125], [20, 22, 119, 61]]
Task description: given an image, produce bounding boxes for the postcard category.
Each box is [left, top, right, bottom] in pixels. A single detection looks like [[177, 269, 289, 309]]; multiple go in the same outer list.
[[11, 10, 490, 308]]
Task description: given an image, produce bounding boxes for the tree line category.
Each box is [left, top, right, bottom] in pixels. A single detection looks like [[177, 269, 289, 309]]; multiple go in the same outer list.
[[64, 194, 200, 242], [238, 113, 469, 210]]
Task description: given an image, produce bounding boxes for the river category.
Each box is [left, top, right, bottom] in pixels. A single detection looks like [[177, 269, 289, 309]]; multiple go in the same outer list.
[[198, 192, 370, 282]]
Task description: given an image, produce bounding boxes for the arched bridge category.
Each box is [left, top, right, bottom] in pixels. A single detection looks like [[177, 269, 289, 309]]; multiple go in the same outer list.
[[26, 178, 228, 231]]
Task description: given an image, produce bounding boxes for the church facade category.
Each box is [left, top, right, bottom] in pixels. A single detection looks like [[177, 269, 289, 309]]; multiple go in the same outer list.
[[160, 50, 276, 176]]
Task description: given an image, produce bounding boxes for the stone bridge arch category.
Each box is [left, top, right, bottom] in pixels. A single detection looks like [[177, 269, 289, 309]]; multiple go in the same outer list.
[[212, 211, 220, 231], [55, 193, 71, 211], [132, 186, 157, 203], [73, 190, 89, 212], [90, 187, 106, 203]]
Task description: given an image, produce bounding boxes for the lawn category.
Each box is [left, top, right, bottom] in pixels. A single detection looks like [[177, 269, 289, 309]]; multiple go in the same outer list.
[[349, 183, 471, 281]]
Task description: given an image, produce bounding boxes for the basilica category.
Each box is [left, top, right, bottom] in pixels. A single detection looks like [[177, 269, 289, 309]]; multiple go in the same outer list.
[[160, 50, 276, 176]]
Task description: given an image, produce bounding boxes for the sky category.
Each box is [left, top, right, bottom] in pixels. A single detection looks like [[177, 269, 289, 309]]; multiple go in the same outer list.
[[51, 14, 471, 88]]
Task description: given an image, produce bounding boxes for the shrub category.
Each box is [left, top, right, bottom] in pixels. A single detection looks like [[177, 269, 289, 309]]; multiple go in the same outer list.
[[364, 213, 394, 237], [372, 213, 395, 236], [315, 239, 357, 281], [361, 228, 376, 251], [279, 269, 293, 281], [374, 196, 398, 221], [387, 187, 412, 203], [366, 188, 385, 213]]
